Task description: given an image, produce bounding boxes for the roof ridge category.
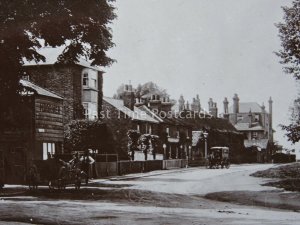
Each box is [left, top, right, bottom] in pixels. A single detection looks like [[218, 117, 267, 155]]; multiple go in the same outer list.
[[20, 79, 63, 99]]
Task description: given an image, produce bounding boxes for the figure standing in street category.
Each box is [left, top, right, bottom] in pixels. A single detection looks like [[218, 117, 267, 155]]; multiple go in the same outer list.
[[69, 152, 80, 169], [80, 149, 95, 185]]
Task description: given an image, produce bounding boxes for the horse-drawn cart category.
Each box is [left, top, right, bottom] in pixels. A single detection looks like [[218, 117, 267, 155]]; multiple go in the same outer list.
[[28, 157, 86, 190]]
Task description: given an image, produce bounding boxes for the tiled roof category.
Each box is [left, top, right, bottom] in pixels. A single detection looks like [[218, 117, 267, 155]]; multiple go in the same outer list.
[[20, 79, 62, 99], [244, 139, 269, 149], [23, 47, 103, 72], [234, 123, 264, 131], [138, 106, 193, 127], [229, 102, 263, 113], [137, 105, 164, 123], [103, 97, 159, 123]]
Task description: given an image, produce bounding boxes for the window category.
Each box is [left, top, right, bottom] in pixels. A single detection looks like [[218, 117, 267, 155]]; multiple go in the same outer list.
[[83, 72, 88, 86], [166, 127, 170, 136], [43, 143, 55, 160], [137, 124, 140, 132], [83, 102, 97, 120], [83, 103, 89, 119], [252, 132, 258, 139], [149, 125, 152, 134], [91, 78, 97, 88], [84, 108, 89, 119], [82, 69, 98, 89]]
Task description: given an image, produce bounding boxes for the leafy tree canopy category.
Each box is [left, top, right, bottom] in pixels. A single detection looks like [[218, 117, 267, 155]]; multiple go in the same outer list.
[[281, 97, 300, 143], [276, 0, 300, 79], [114, 81, 169, 99], [0, 0, 116, 104], [277, 0, 300, 142]]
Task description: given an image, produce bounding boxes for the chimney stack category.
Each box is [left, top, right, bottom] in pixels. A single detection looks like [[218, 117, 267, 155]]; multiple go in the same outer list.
[[223, 97, 229, 119], [208, 98, 218, 118], [191, 95, 201, 112], [186, 101, 190, 111], [248, 110, 252, 128], [232, 94, 239, 124], [123, 84, 135, 111], [178, 95, 185, 112], [233, 93, 239, 113]]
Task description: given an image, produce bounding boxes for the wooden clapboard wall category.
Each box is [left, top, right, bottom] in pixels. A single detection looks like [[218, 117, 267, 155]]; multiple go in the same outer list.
[[34, 96, 64, 143]]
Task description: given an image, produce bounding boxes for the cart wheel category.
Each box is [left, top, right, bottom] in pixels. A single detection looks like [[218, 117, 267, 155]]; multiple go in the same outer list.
[[226, 163, 230, 169], [75, 181, 81, 190]]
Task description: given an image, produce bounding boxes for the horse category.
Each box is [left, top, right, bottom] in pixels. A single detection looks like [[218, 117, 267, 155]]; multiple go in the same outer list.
[[27, 164, 39, 190]]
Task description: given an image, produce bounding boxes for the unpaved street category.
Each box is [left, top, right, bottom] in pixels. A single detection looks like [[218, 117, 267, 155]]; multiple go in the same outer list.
[[1, 164, 300, 225]]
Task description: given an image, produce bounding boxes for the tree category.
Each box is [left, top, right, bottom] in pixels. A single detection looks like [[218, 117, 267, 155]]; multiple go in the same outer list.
[[276, 0, 300, 142], [139, 81, 168, 98], [0, 0, 116, 108], [114, 82, 169, 99], [64, 120, 115, 153], [281, 97, 300, 143], [127, 129, 141, 160], [276, 0, 300, 79]]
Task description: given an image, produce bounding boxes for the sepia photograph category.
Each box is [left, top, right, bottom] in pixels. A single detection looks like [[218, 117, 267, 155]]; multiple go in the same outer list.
[[1, 0, 300, 224]]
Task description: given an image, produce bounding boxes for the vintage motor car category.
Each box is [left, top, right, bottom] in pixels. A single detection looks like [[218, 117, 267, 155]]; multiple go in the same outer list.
[[206, 146, 230, 169]]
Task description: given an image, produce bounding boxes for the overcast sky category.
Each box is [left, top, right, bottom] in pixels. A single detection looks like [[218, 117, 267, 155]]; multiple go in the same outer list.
[[103, 0, 300, 153]]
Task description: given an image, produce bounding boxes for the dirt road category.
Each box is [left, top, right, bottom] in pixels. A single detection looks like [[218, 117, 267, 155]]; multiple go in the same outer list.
[[1, 164, 299, 225]]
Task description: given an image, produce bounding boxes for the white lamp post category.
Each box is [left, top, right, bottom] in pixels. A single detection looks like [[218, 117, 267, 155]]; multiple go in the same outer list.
[[203, 131, 208, 159], [188, 146, 192, 160], [163, 144, 167, 160]]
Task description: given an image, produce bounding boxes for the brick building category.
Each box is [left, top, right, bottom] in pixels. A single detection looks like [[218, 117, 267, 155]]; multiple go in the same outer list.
[[102, 85, 159, 159], [103, 84, 193, 160], [171, 94, 246, 164], [223, 94, 274, 162], [24, 47, 104, 126]]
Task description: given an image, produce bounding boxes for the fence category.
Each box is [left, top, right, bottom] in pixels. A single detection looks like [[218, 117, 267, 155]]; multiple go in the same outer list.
[[162, 159, 188, 169], [93, 159, 187, 177], [94, 162, 118, 177], [134, 151, 164, 161]]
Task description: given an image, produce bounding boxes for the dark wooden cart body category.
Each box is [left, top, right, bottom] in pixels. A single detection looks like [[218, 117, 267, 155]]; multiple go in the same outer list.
[[29, 158, 85, 190]]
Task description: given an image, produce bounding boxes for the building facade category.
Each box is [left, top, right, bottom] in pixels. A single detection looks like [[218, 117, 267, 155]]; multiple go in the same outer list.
[[102, 86, 160, 159], [0, 79, 64, 184], [223, 94, 274, 162], [25, 64, 103, 125]]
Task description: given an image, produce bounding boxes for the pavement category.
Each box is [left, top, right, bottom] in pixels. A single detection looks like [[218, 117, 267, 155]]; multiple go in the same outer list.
[[93, 166, 199, 182]]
